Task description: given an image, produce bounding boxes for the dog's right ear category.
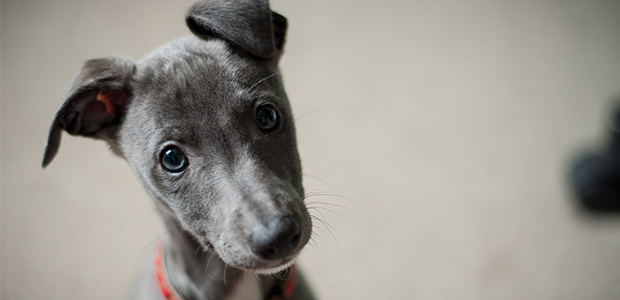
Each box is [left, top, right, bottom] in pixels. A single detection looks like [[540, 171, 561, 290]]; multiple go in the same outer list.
[[42, 57, 135, 168], [186, 0, 287, 59]]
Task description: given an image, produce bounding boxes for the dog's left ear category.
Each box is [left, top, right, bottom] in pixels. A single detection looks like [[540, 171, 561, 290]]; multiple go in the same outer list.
[[42, 57, 135, 167], [186, 0, 287, 59]]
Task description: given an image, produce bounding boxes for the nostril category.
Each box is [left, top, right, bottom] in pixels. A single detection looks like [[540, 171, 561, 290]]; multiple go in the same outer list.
[[258, 248, 276, 258], [291, 232, 300, 245], [249, 215, 301, 260]]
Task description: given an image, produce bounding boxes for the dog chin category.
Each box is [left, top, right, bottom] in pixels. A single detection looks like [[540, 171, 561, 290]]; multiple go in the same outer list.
[[227, 254, 298, 275], [251, 257, 296, 275]]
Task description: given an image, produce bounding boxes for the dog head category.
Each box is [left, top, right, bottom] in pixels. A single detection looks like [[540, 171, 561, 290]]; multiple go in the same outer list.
[[43, 0, 311, 273]]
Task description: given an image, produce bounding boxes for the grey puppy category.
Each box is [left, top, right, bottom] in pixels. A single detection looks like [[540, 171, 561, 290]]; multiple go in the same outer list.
[[42, 0, 315, 299]]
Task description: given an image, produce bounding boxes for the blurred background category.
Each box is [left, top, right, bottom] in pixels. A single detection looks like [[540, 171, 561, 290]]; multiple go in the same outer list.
[[2, 0, 620, 299]]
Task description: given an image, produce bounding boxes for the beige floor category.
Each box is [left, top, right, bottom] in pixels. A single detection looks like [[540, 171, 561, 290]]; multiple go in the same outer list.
[[3, 0, 620, 299]]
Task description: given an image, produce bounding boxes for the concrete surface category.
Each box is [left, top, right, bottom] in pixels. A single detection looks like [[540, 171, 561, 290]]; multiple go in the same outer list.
[[2, 0, 620, 299]]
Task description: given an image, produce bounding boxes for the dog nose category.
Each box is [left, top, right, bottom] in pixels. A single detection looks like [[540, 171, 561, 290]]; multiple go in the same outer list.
[[249, 215, 301, 260]]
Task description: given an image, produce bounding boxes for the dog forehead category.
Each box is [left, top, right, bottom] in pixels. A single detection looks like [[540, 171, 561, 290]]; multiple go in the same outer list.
[[135, 36, 259, 106], [127, 37, 275, 147]]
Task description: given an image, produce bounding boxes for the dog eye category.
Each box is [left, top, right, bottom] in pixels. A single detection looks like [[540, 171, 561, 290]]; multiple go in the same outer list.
[[256, 105, 278, 131], [161, 146, 189, 173]]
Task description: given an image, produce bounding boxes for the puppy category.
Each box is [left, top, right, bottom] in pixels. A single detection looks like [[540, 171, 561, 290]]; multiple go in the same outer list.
[[43, 1, 315, 299]]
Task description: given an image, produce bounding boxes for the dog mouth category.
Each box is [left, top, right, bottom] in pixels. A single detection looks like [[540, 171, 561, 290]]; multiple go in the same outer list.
[[252, 256, 298, 274], [201, 227, 308, 274], [191, 206, 312, 274], [209, 240, 304, 274], [199, 247, 300, 275]]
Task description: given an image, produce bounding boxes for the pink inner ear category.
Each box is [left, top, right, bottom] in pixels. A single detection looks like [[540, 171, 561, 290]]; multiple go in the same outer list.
[[96, 90, 126, 116]]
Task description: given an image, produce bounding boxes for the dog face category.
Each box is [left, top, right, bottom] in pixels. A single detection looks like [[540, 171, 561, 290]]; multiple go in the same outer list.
[[43, 1, 311, 273], [124, 37, 311, 271]]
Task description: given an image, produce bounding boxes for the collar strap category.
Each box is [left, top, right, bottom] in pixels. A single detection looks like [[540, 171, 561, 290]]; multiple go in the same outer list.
[[154, 242, 180, 300], [154, 242, 297, 300]]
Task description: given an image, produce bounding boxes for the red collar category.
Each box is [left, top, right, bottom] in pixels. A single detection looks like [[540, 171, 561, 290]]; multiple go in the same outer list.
[[154, 242, 297, 300], [154, 242, 180, 300]]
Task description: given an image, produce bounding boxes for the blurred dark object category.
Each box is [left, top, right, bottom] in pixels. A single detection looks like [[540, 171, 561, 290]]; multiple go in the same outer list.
[[571, 106, 620, 211]]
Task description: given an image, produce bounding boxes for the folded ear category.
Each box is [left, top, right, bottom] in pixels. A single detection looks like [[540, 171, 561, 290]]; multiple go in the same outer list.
[[186, 0, 287, 59], [42, 57, 135, 168]]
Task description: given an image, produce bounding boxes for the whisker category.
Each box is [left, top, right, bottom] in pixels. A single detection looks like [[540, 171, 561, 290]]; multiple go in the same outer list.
[[248, 72, 279, 93], [311, 216, 339, 244], [304, 190, 350, 198], [272, 271, 284, 281], [309, 210, 327, 240], [223, 264, 228, 285], [116, 187, 146, 205], [193, 246, 204, 261], [304, 192, 355, 207], [254, 272, 264, 284], [312, 223, 325, 233], [307, 236, 318, 250], [307, 205, 341, 217], [284, 268, 293, 281], [311, 225, 325, 241], [295, 103, 333, 121], [313, 216, 339, 235], [306, 200, 349, 209], [138, 229, 174, 253], [206, 251, 217, 280], [307, 207, 329, 221], [302, 173, 335, 190]]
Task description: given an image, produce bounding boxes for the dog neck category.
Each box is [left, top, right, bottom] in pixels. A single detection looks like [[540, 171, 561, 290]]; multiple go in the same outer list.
[[156, 205, 269, 300]]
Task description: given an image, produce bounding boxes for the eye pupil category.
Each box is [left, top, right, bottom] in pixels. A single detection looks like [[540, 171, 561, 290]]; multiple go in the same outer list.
[[161, 147, 188, 172], [256, 106, 278, 131]]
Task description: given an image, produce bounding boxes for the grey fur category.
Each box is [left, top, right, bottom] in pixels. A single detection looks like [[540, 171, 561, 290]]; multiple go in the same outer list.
[[43, 1, 315, 299]]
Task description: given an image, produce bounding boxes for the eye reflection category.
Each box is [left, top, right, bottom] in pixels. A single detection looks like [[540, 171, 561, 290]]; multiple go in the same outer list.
[[161, 146, 189, 173], [256, 105, 278, 131]]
